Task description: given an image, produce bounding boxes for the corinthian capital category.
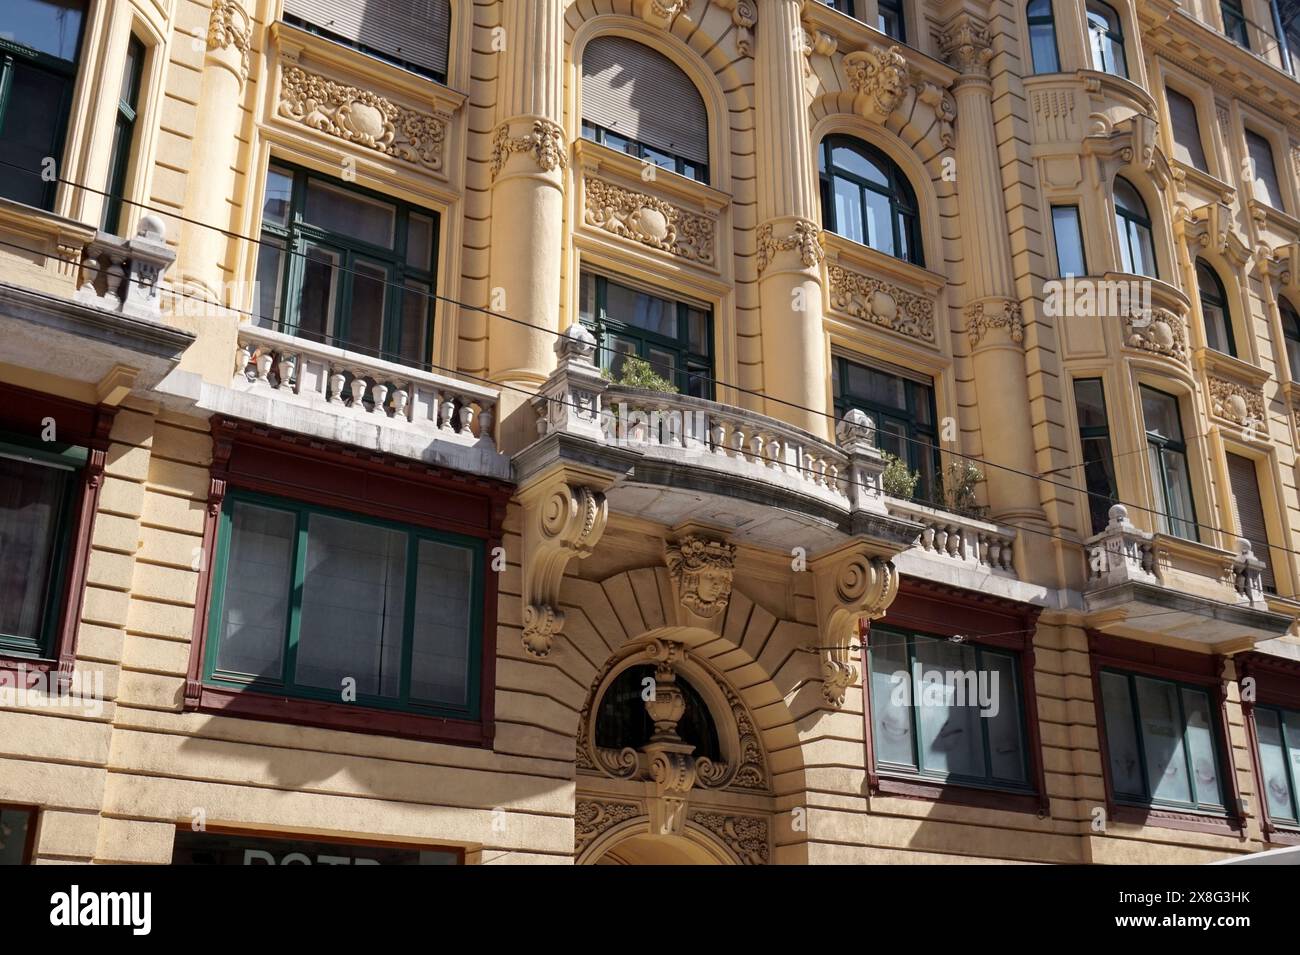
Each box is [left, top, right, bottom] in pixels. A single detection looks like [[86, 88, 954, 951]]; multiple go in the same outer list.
[[938, 13, 994, 76]]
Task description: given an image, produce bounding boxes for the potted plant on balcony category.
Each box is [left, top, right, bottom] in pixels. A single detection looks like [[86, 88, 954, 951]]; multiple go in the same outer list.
[[881, 452, 920, 500], [941, 460, 986, 518]]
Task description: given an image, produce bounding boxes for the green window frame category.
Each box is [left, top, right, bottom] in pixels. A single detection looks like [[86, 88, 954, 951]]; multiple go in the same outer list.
[[819, 135, 924, 266], [203, 489, 485, 721], [0, 434, 84, 660], [1221, 0, 1251, 47], [867, 627, 1033, 792], [1196, 258, 1236, 357], [0, 0, 87, 210], [1140, 385, 1198, 541], [1073, 378, 1119, 536], [1099, 668, 1230, 813], [1027, 0, 1061, 73], [1254, 703, 1300, 827], [579, 121, 708, 184], [832, 355, 939, 503], [578, 271, 714, 399], [255, 162, 440, 367], [102, 35, 144, 234]]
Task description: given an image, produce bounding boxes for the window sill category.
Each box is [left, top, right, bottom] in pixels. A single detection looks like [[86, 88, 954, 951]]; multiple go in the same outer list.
[[1109, 802, 1243, 836], [1264, 825, 1300, 846], [0, 654, 56, 682], [872, 774, 1046, 816], [188, 685, 492, 747]]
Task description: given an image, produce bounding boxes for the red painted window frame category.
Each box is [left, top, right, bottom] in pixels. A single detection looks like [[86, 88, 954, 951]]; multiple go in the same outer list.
[[183, 416, 511, 747], [1087, 631, 1246, 837], [1236, 651, 1300, 845], [860, 578, 1049, 816], [0, 382, 114, 691]]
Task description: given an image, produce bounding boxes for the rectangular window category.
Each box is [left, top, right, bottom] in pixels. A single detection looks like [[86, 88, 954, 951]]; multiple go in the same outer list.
[[1225, 452, 1275, 592], [1140, 386, 1197, 541], [1073, 379, 1119, 535], [1028, 0, 1061, 73], [281, 0, 451, 83], [579, 120, 707, 184], [255, 163, 439, 367], [1166, 88, 1208, 172], [1222, 0, 1251, 46], [0, 436, 83, 660], [1246, 129, 1285, 209], [205, 491, 484, 719], [171, 828, 462, 865], [1255, 705, 1300, 826], [0, 806, 36, 863], [877, 0, 906, 41], [1100, 668, 1228, 813], [578, 271, 713, 399], [868, 628, 1031, 791], [102, 35, 144, 234], [0, 0, 87, 209], [1051, 205, 1087, 277], [833, 357, 939, 504]]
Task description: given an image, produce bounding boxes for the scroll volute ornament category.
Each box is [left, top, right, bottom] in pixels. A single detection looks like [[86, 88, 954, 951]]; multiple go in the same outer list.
[[811, 545, 900, 707], [519, 475, 609, 657]]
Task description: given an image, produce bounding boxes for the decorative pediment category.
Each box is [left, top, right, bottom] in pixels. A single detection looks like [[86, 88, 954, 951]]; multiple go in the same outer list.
[[1258, 241, 1300, 292], [843, 45, 909, 123], [1083, 114, 1174, 191], [1178, 200, 1251, 266]]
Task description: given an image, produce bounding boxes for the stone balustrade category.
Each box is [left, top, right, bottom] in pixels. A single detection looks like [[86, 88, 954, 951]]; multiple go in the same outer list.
[[74, 214, 175, 319], [233, 324, 499, 451], [883, 498, 1018, 576]]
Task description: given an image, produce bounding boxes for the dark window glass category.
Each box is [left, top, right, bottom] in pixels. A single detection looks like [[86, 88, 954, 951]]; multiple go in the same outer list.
[[1100, 669, 1228, 813], [1280, 298, 1300, 382], [1246, 130, 1284, 209], [1051, 205, 1087, 277], [1027, 0, 1061, 73], [877, 0, 906, 41], [868, 628, 1031, 791], [594, 664, 723, 762], [1140, 386, 1197, 541], [833, 357, 939, 502], [820, 135, 923, 266], [0, 806, 36, 864], [0, 440, 80, 659], [205, 492, 483, 717], [102, 36, 145, 233], [1073, 379, 1118, 535], [579, 271, 713, 399], [1222, 0, 1250, 46], [1196, 259, 1236, 356], [255, 163, 438, 366], [1114, 176, 1157, 278], [1086, 0, 1128, 77]]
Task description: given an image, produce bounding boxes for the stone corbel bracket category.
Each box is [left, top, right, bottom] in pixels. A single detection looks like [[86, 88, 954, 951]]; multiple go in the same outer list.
[[1178, 199, 1251, 267], [811, 543, 900, 707], [518, 470, 611, 657]]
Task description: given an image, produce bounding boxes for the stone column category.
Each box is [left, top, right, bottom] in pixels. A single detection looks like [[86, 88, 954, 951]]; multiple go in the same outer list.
[[940, 12, 1047, 548], [753, 0, 831, 438], [486, 0, 567, 451], [179, 0, 250, 302]]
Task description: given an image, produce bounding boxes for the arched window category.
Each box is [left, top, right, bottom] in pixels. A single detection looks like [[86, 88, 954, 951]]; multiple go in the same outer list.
[[819, 136, 923, 266], [581, 36, 709, 183], [1086, 0, 1128, 77], [1113, 176, 1157, 277], [1281, 297, 1300, 381], [1027, 0, 1061, 73], [594, 664, 723, 762], [1196, 259, 1236, 357]]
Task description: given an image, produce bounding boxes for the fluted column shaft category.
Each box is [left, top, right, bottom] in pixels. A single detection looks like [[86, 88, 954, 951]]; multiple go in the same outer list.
[[487, 0, 568, 451], [941, 13, 1047, 547], [753, 0, 830, 438], [179, 0, 250, 301]]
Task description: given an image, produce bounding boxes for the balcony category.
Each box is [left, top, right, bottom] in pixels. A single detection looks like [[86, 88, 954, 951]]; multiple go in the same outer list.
[[201, 323, 509, 481], [0, 214, 194, 400], [1083, 505, 1293, 651], [517, 326, 1031, 590]]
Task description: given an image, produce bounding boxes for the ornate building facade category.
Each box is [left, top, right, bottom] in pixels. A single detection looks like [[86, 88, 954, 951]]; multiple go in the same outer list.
[[3, 0, 1300, 864]]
